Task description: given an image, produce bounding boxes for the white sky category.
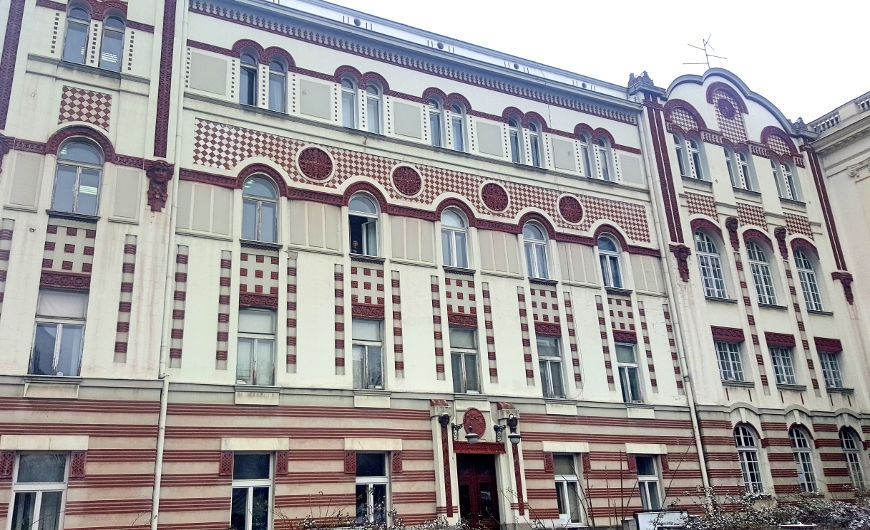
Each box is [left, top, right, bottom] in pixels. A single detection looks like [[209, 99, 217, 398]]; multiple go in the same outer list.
[[322, 0, 869, 122]]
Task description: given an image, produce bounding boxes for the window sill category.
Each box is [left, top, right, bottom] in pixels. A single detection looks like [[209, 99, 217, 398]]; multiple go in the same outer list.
[[605, 286, 632, 296], [776, 383, 807, 392], [46, 210, 99, 223], [24, 374, 83, 383], [23, 376, 82, 399], [350, 254, 386, 265], [354, 388, 391, 395], [827, 386, 854, 395], [721, 380, 755, 388], [780, 197, 807, 211], [443, 265, 476, 276], [807, 309, 834, 316], [530, 277, 558, 286], [623, 401, 652, 408], [758, 303, 787, 311], [240, 239, 282, 251], [59, 59, 122, 80], [733, 187, 762, 198], [705, 296, 738, 304], [681, 177, 713, 192]]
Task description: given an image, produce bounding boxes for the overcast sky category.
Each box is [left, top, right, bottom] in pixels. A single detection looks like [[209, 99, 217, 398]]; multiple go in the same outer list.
[[322, 0, 869, 122]]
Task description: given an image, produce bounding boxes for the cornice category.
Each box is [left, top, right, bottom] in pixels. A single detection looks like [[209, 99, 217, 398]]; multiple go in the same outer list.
[[811, 112, 870, 155]]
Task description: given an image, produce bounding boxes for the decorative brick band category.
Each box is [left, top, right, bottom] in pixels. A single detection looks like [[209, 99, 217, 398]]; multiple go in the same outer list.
[[764, 332, 796, 348], [113, 235, 137, 363], [154, 0, 177, 157], [286, 252, 298, 373], [637, 302, 658, 393], [814, 337, 842, 354], [168, 245, 189, 368], [391, 271, 404, 379], [711, 326, 745, 342], [517, 287, 535, 386], [215, 250, 231, 369], [661, 304, 684, 395], [731, 249, 770, 394], [0, 0, 25, 129], [562, 292, 582, 388], [431, 276, 445, 380], [595, 295, 616, 391], [334, 264, 345, 375], [481, 283, 498, 383], [0, 219, 14, 321]]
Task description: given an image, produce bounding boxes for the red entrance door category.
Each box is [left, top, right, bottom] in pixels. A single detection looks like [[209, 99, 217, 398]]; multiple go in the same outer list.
[[457, 454, 500, 530]]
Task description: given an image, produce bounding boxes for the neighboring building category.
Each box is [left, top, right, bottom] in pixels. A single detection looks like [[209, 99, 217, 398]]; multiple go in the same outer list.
[[0, 1, 866, 530]]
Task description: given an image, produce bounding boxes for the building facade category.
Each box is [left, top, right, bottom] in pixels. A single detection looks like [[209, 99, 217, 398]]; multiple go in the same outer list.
[[0, 0, 867, 529]]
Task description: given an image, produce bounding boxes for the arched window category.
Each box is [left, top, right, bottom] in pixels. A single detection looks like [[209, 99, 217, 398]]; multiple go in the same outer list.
[[528, 121, 543, 168], [63, 6, 90, 64], [597, 236, 622, 288], [522, 223, 549, 279], [268, 60, 286, 112], [579, 134, 593, 177], [99, 15, 125, 71], [508, 117, 523, 164], [771, 159, 801, 201], [52, 139, 103, 215], [594, 138, 613, 181], [349, 194, 379, 256], [673, 134, 704, 180], [365, 84, 382, 134], [794, 250, 823, 311], [694, 231, 727, 298], [241, 176, 278, 243], [441, 208, 468, 268], [746, 241, 777, 305], [840, 428, 866, 490], [341, 78, 358, 128], [428, 99, 443, 147], [725, 147, 755, 191], [239, 53, 258, 106], [734, 425, 764, 493], [789, 426, 818, 493], [451, 104, 466, 152]]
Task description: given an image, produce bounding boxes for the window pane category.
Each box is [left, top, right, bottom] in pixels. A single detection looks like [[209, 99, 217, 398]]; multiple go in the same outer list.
[[535, 244, 549, 278], [99, 28, 123, 71], [367, 346, 382, 387], [430, 113, 442, 146], [239, 309, 275, 334], [59, 141, 102, 165], [524, 243, 536, 277], [38, 290, 89, 319], [451, 353, 463, 393], [537, 338, 558, 357], [464, 353, 479, 392], [372, 483, 387, 522], [645, 483, 661, 510], [255, 339, 274, 386], [449, 328, 475, 349], [242, 199, 258, 240], [57, 324, 83, 376], [63, 21, 88, 63], [355, 484, 368, 522], [252, 486, 270, 530], [551, 363, 565, 398], [233, 454, 270, 479], [363, 220, 378, 255], [356, 453, 385, 476], [452, 118, 465, 151], [231, 487, 247, 530], [566, 482, 581, 523], [18, 454, 66, 482], [32, 324, 59, 375], [454, 232, 468, 268], [352, 344, 365, 389], [608, 256, 621, 287], [11, 492, 36, 530], [342, 91, 356, 128], [441, 230, 453, 266], [240, 68, 256, 105], [237, 338, 253, 383], [52, 164, 77, 212], [615, 345, 636, 363], [352, 319, 380, 341], [636, 456, 654, 477], [76, 168, 101, 215], [244, 177, 277, 199], [367, 98, 381, 133], [554, 455, 574, 476], [269, 73, 286, 112], [38, 491, 63, 530], [259, 201, 277, 243]]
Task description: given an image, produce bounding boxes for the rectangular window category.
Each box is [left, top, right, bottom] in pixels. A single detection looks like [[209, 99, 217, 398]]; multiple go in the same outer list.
[[356, 453, 389, 524], [554, 454, 583, 524], [538, 337, 565, 399], [31, 290, 88, 377], [616, 344, 643, 403], [452, 115, 465, 152], [715, 341, 744, 382], [450, 327, 479, 393], [352, 319, 383, 389], [268, 72, 286, 113], [240, 66, 257, 106], [635, 456, 661, 510], [10, 453, 67, 530], [236, 309, 276, 386], [819, 352, 843, 388], [342, 90, 357, 128], [231, 453, 272, 530], [770, 347, 796, 385]]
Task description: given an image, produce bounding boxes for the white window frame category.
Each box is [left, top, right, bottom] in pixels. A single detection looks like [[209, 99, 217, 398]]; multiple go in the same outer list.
[[522, 223, 549, 279], [62, 6, 90, 65], [239, 52, 258, 106], [231, 453, 273, 530], [268, 60, 287, 113], [428, 98, 444, 147], [554, 454, 584, 524], [528, 121, 543, 168], [441, 208, 469, 268], [538, 336, 565, 399], [746, 242, 777, 305], [771, 159, 801, 201], [9, 453, 69, 530], [348, 194, 380, 257], [241, 176, 279, 244], [352, 319, 383, 390], [236, 308, 276, 386], [594, 138, 614, 181], [840, 429, 866, 491], [715, 341, 744, 382], [725, 147, 754, 191], [694, 231, 727, 298], [365, 84, 382, 134], [635, 456, 661, 510], [794, 250, 823, 311], [509, 117, 523, 164], [616, 343, 643, 404], [674, 134, 704, 180], [818, 351, 843, 389], [52, 139, 104, 216], [449, 327, 479, 394], [597, 237, 623, 288], [99, 14, 125, 72], [31, 289, 88, 377], [770, 347, 796, 385], [450, 104, 466, 152], [355, 453, 389, 524], [789, 427, 818, 493], [579, 134, 593, 178], [734, 425, 764, 493], [341, 78, 358, 129]]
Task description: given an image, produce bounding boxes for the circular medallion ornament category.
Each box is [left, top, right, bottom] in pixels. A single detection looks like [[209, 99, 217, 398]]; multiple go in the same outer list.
[[481, 182, 509, 212], [718, 99, 736, 119], [391, 165, 423, 197], [297, 147, 334, 181], [462, 408, 486, 438], [558, 195, 584, 224]]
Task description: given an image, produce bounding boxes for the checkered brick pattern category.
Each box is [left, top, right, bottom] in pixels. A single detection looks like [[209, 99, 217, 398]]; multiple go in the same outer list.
[[481, 283, 498, 383], [782, 258, 822, 396], [240, 251, 279, 298], [286, 253, 298, 373], [169, 246, 189, 367], [785, 214, 812, 239], [351, 264, 385, 306], [670, 108, 700, 132], [445, 274, 476, 320], [686, 193, 717, 218], [113, 235, 136, 364], [517, 287, 535, 386], [661, 303, 683, 395], [731, 251, 770, 394], [636, 301, 658, 393], [766, 134, 792, 158], [215, 250, 231, 369], [430, 276, 445, 381], [595, 295, 616, 391], [562, 292, 582, 388], [193, 119, 651, 242], [391, 271, 404, 379], [334, 265, 345, 375], [43, 221, 95, 275], [0, 219, 14, 321], [737, 203, 767, 229], [712, 90, 748, 143], [530, 287, 560, 324], [607, 293, 635, 334], [58, 85, 112, 130]]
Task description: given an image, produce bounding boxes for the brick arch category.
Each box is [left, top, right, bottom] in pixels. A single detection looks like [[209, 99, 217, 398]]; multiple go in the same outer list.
[[421, 87, 448, 104], [435, 197, 478, 228], [445, 93, 472, 112], [705, 82, 748, 114], [690, 217, 723, 237], [67, 0, 93, 15], [734, 421, 762, 438], [46, 125, 116, 161], [742, 228, 774, 249], [518, 211, 556, 240], [591, 128, 614, 145], [359, 72, 389, 92], [574, 123, 594, 139], [760, 126, 798, 158], [663, 99, 707, 131], [839, 425, 863, 444], [101, 6, 126, 21], [593, 223, 630, 251], [502, 106, 524, 123], [231, 39, 264, 59], [237, 163, 289, 197], [69, 0, 129, 19], [789, 237, 818, 257], [720, 138, 751, 152], [521, 111, 548, 130], [334, 65, 363, 83], [261, 47, 295, 68], [343, 181, 389, 212], [787, 422, 815, 440]]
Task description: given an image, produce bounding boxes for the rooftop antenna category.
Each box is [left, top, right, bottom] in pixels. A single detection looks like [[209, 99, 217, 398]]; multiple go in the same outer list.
[[683, 35, 727, 70]]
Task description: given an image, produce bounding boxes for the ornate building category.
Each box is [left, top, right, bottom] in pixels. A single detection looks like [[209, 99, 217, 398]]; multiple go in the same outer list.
[[0, 0, 866, 529]]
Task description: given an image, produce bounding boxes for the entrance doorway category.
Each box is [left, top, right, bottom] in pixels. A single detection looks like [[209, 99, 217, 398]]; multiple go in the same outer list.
[[457, 454, 500, 530]]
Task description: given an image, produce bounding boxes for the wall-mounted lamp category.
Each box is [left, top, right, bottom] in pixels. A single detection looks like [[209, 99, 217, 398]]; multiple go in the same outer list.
[[494, 414, 522, 445]]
